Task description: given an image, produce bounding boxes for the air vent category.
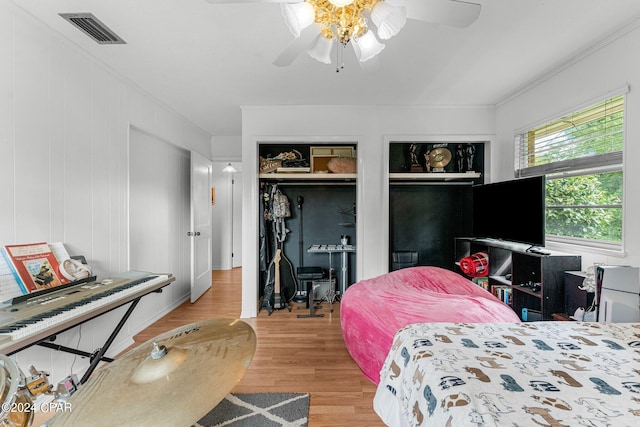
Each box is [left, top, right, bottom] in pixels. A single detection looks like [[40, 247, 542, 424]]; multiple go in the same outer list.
[[59, 13, 126, 44]]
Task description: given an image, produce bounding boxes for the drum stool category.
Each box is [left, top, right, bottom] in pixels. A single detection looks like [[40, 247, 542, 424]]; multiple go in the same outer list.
[[296, 266, 324, 318]]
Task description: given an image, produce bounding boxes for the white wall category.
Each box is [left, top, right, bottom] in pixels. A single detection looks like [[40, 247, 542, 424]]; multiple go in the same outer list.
[[0, 0, 211, 383], [240, 105, 496, 317], [496, 22, 640, 269]]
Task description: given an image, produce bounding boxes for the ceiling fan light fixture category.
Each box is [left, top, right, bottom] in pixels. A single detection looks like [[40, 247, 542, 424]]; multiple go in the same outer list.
[[308, 35, 334, 64], [281, 2, 315, 38], [328, 0, 356, 7], [222, 163, 237, 173], [371, 2, 407, 40], [353, 30, 385, 62]]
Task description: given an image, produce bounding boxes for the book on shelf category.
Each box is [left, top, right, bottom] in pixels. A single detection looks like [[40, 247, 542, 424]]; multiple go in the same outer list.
[[472, 277, 490, 290], [1, 242, 71, 295], [491, 285, 512, 305]]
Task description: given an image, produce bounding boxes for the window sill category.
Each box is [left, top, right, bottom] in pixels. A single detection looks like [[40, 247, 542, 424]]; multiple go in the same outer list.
[[545, 237, 625, 258]]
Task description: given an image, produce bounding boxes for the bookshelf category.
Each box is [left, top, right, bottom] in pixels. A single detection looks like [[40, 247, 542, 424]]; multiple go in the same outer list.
[[455, 237, 581, 320]]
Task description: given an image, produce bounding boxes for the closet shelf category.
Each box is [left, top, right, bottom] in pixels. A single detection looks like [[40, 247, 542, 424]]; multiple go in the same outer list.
[[389, 172, 481, 180], [259, 173, 356, 180]]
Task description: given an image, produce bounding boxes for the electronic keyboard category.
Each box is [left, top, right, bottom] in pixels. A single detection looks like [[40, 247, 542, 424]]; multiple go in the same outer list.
[[0, 271, 174, 354]]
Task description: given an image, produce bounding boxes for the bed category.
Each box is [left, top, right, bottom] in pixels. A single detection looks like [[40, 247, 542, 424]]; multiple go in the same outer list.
[[340, 266, 521, 384], [373, 321, 640, 426]]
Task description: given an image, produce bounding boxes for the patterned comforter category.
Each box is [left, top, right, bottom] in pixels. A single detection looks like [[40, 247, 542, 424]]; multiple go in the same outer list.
[[374, 321, 640, 426]]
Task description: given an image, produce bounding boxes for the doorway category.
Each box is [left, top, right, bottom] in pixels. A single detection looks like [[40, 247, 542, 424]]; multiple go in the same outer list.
[[232, 171, 243, 268], [212, 162, 242, 270]]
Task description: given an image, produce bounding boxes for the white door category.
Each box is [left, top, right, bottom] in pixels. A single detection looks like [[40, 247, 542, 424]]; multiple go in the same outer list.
[[232, 171, 243, 268], [190, 151, 212, 302]]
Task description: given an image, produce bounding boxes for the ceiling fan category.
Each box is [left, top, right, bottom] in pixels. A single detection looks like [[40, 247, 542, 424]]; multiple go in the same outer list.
[[205, 0, 481, 70]]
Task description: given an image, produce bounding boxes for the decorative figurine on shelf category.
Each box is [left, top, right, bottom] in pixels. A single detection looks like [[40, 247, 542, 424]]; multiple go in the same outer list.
[[409, 143, 423, 172], [423, 149, 432, 172], [409, 143, 418, 165], [456, 144, 465, 172], [465, 144, 476, 172]]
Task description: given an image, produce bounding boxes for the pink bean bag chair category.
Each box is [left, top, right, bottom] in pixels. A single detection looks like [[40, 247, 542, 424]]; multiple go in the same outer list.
[[340, 266, 521, 384]]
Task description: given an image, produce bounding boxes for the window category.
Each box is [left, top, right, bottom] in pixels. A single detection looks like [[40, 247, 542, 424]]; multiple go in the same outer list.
[[515, 90, 626, 250]]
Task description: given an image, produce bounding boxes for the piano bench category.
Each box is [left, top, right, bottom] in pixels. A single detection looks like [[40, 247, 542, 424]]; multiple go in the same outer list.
[[297, 266, 324, 280], [296, 266, 324, 318], [296, 266, 323, 303]]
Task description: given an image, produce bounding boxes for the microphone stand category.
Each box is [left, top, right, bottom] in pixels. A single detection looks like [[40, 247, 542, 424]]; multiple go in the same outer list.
[[293, 195, 306, 302]]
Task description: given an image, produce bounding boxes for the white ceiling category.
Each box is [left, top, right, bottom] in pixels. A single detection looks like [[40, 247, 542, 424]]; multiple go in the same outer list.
[[13, 0, 640, 136]]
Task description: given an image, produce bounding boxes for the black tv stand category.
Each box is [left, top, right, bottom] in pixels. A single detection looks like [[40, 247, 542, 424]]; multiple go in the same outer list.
[[455, 237, 581, 320]]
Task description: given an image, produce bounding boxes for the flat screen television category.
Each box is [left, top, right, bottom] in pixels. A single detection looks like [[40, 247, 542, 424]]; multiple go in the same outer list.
[[472, 176, 546, 247]]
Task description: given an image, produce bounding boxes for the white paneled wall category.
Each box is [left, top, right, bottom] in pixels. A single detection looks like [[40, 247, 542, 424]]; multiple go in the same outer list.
[[0, 6, 14, 241], [496, 21, 640, 269], [0, 1, 211, 384]]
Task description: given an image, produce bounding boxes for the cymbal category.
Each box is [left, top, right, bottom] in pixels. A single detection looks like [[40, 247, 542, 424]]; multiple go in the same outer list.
[[48, 318, 256, 427], [428, 147, 452, 168]]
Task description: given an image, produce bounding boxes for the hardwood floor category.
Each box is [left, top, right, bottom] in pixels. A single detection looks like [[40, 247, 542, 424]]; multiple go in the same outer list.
[[131, 268, 385, 427]]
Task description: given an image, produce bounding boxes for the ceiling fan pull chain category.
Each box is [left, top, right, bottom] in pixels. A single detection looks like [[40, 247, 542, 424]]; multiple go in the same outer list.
[[336, 41, 345, 73]]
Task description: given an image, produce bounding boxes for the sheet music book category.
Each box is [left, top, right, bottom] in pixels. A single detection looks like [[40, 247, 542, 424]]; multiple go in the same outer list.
[[1, 242, 71, 295], [0, 254, 24, 303]]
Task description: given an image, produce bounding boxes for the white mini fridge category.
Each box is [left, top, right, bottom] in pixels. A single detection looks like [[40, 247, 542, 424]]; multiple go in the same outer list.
[[596, 265, 640, 322]]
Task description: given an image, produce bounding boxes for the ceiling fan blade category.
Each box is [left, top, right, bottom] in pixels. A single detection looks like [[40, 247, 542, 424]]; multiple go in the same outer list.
[[273, 24, 321, 67], [405, 0, 481, 28], [205, 0, 301, 4]]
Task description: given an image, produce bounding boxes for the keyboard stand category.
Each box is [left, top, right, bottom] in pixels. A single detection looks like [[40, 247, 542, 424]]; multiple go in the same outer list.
[[0, 272, 174, 383], [37, 342, 113, 364], [37, 291, 160, 384]]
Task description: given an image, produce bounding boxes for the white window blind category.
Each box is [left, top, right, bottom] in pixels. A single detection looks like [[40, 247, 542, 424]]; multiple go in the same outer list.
[[515, 93, 625, 178]]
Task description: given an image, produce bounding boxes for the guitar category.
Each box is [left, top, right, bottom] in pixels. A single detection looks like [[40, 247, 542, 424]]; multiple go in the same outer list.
[[278, 248, 297, 304], [272, 249, 286, 310]]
